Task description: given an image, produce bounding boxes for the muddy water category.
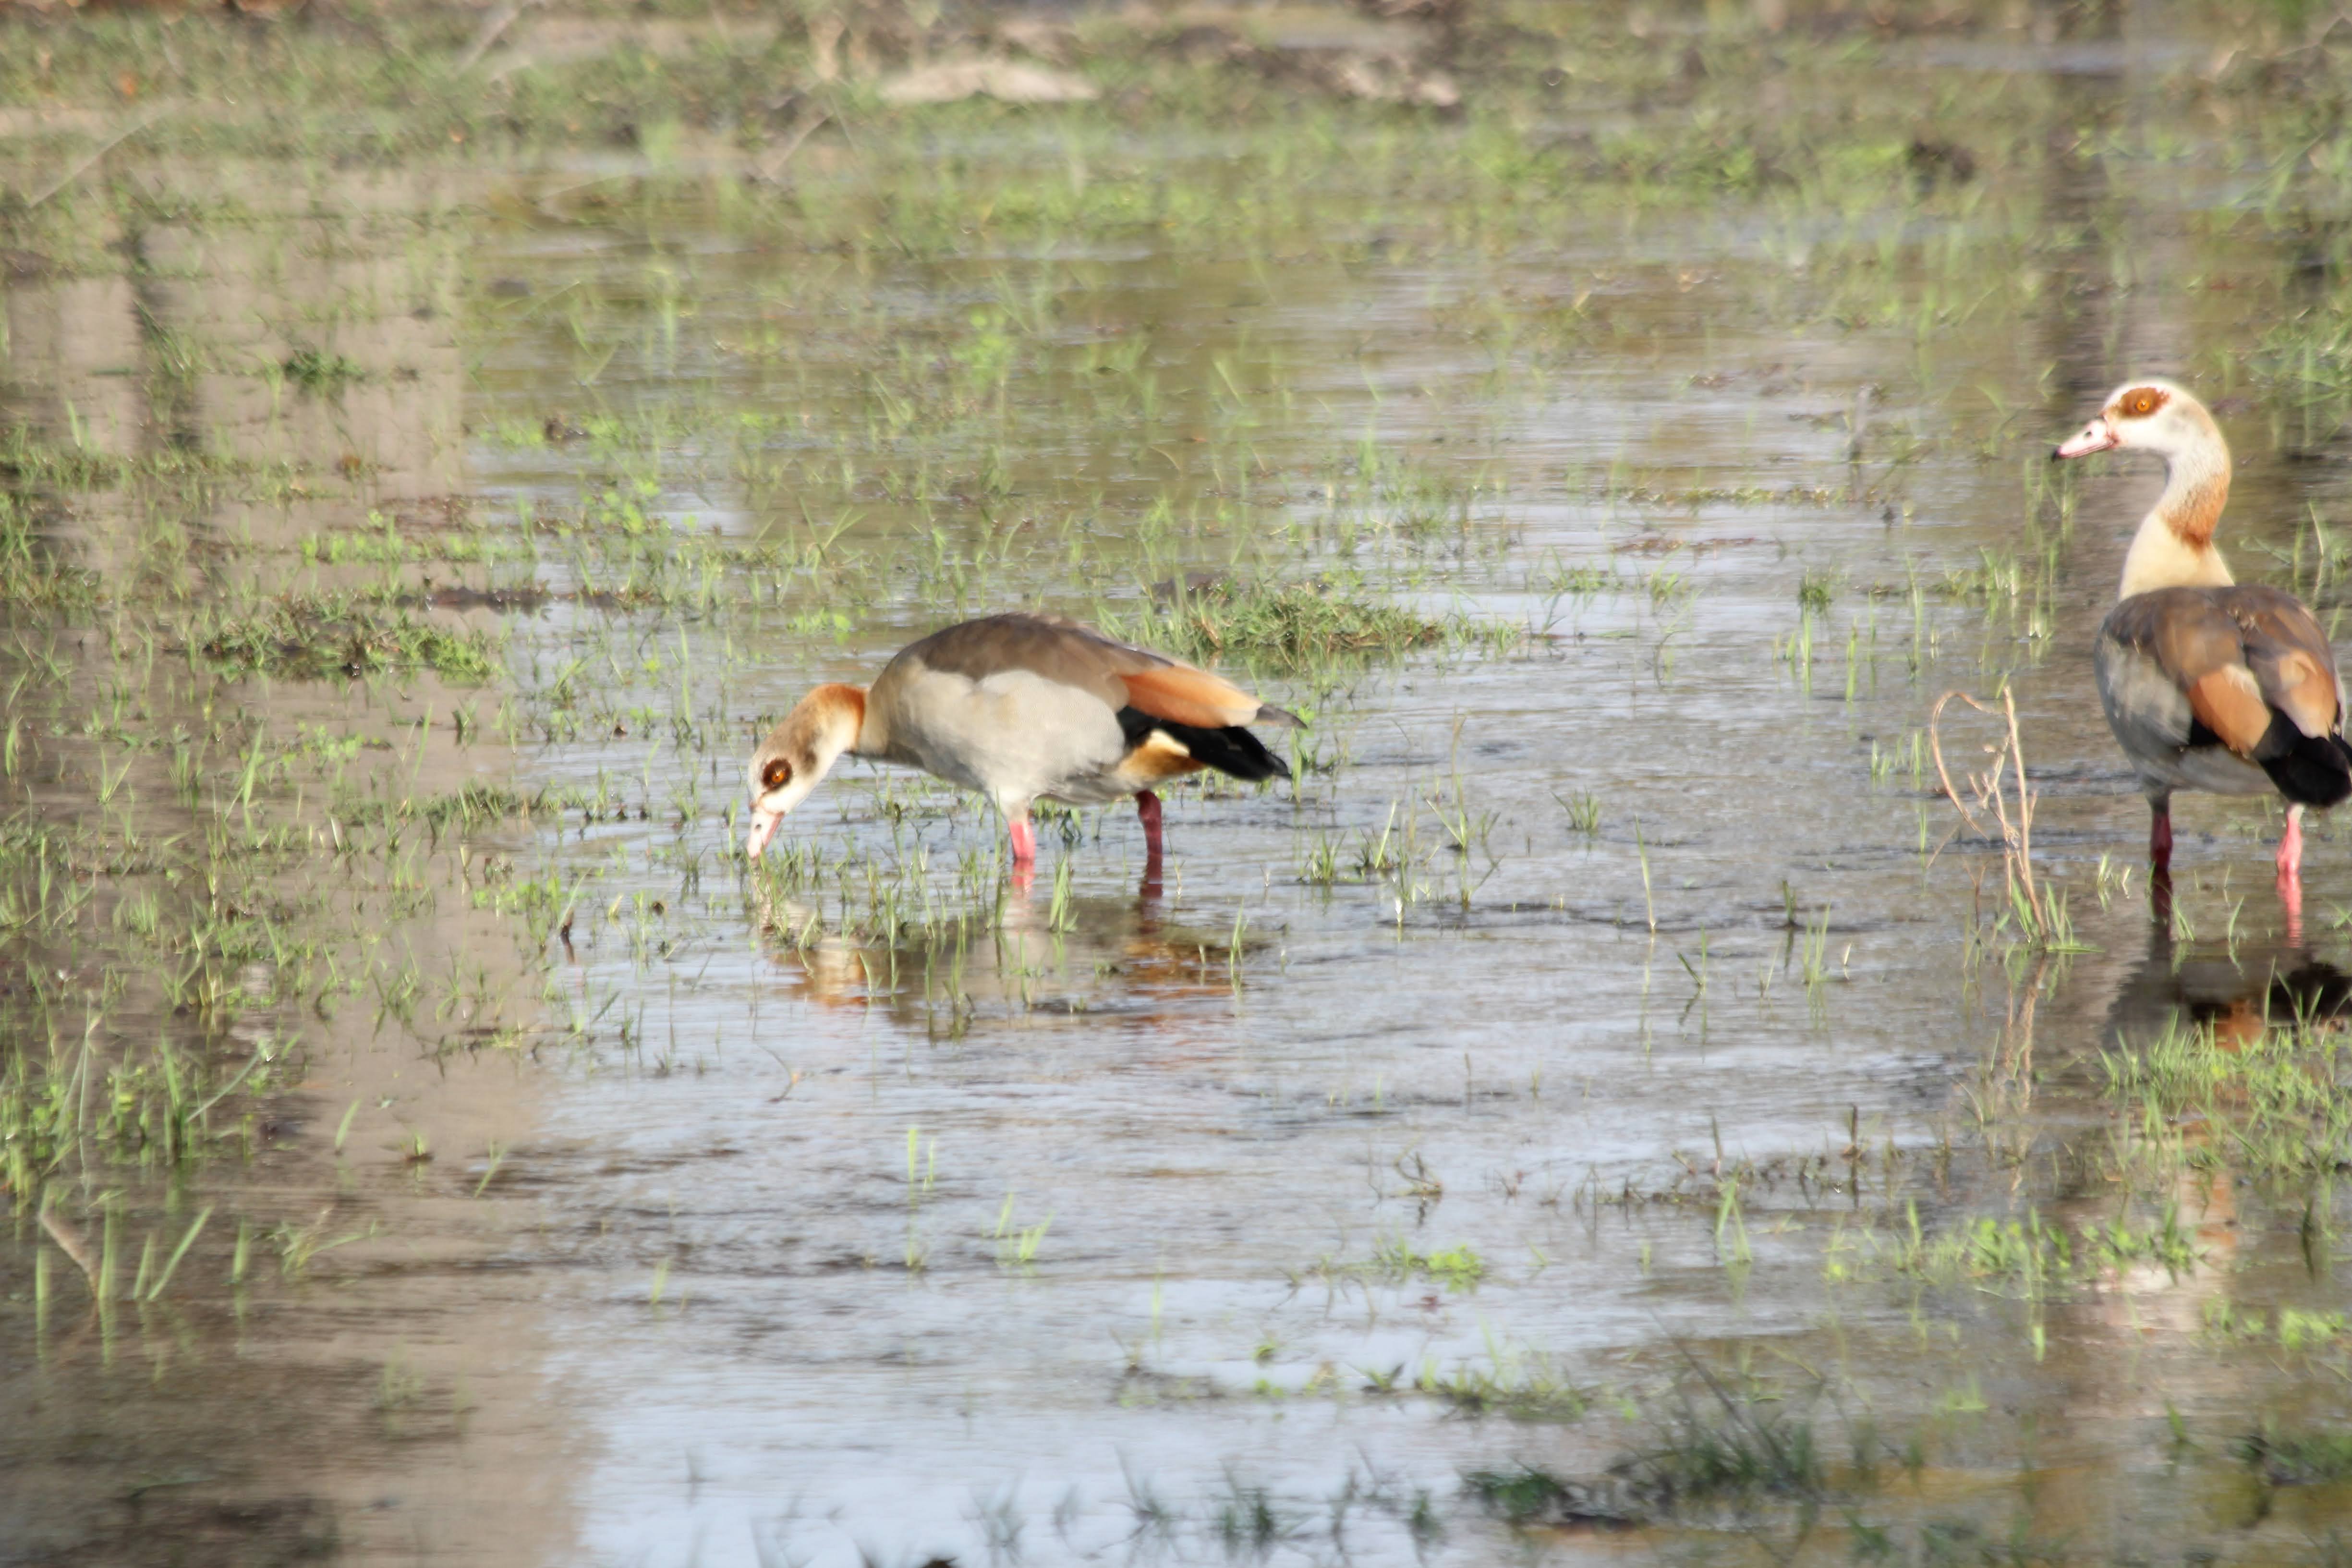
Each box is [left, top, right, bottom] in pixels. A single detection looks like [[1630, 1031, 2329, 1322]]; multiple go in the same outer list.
[[10, 12, 2352, 1567]]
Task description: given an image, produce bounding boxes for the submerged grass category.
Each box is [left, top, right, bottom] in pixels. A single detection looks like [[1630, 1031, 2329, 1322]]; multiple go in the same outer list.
[[1465, 1369, 1835, 1531], [2238, 1427, 2352, 1486]]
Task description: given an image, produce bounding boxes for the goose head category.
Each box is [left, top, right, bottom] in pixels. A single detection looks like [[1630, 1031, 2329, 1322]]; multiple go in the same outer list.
[[2055, 377, 2235, 593], [2053, 378, 2220, 465], [744, 683, 865, 859]]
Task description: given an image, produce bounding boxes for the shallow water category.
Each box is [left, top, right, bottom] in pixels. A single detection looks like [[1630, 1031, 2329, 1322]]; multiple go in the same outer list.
[[10, 7, 2352, 1565]]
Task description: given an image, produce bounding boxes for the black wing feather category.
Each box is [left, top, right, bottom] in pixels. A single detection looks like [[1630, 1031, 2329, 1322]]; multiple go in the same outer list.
[[1116, 707, 1290, 782], [2256, 717, 2352, 807]]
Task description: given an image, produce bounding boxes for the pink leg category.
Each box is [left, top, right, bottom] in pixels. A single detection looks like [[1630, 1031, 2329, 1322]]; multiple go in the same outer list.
[[1135, 790, 1164, 862], [1005, 814, 1037, 894], [2278, 803, 2305, 883], [2279, 804, 2306, 945]]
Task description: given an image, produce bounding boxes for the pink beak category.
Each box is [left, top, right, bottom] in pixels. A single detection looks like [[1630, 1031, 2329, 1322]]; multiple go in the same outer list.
[[745, 809, 780, 860], [2053, 417, 2118, 460]]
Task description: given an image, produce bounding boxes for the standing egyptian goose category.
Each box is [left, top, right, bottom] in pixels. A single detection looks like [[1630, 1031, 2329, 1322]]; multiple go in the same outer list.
[[743, 613, 1300, 868], [2054, 378, 2352, 913]]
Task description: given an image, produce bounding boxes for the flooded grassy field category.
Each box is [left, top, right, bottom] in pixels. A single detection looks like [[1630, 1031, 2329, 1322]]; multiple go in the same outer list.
[[12, 0, 2352, 1561]]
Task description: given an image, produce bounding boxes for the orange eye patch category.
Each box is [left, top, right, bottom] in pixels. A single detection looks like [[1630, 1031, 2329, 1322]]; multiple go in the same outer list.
[[760, 758, 792, 791], [2118, 387, 2167, 419]]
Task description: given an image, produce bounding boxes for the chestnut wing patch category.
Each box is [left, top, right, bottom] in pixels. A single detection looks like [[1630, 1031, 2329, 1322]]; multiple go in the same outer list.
[[2184, 667, 2271, 755], [2230, 586, 2343, 740], [1118, 664, 1265, 729]]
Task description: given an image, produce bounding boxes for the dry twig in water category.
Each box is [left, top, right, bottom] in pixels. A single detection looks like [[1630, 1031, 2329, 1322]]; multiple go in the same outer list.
[[1928, 686, 2048, 932]]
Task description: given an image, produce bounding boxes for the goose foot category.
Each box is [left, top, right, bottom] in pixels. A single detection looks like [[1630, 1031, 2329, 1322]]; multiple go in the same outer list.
[[1008, 814, 1037, 867], [2149, 802, 2172, 876]]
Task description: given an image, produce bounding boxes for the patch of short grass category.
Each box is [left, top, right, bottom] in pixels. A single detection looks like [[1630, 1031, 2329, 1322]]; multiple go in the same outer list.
[[1406, 1341, 1588, 1422], [2104, 1014, 2352, 1182], [0, 498, 99, 612], [1370, 1237, 1486, 1290], [0, 428, 128, 492], [1105, 578, 1478, 673], [280, 347, 366, 396], [193, 595, 501, 682]]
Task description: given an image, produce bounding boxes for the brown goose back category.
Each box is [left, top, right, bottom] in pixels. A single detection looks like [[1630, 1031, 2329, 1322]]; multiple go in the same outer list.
[[2102, 585, 2342, 754], [878, 613, 1293, 731]]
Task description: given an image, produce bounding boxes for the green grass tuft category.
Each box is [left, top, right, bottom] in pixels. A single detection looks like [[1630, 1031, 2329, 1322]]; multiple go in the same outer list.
[[2237, 1427, 2352, 1485], [1106, 579, 1471, 674], [281, 347, 366, 395], [193, 596, 501, 682]]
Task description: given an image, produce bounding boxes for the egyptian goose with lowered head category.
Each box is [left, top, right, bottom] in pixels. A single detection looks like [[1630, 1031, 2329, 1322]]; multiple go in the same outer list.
[[743, 613, 1301, 868], [2054, 378, 2352, 906]]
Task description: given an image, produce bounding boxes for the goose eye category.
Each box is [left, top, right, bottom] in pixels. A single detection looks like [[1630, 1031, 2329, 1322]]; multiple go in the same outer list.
[[761, 758, 793, 792], [2122, 389, 2163, 418]]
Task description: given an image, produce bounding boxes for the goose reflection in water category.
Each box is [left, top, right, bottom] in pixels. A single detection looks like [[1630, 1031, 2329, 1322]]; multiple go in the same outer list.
[[751, 860, 1255, 1039], [2106, 906, 2352, 1058], [2075, 909, 2352, 1336]]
